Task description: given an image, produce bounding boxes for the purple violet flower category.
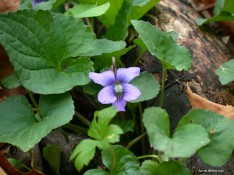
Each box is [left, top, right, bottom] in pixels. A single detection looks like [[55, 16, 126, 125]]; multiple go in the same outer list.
[[32, 0, 45, 8], [89, 67, 141, 111]]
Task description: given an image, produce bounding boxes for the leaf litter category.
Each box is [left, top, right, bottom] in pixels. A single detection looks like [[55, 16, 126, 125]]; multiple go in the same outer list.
[[186, 83, 234, 119]]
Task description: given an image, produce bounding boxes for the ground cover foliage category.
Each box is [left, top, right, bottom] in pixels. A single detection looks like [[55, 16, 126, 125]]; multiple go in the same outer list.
[[0, 0, 234, 174]]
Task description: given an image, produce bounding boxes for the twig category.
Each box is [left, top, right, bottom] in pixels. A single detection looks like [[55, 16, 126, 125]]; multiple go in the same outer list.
[[127, 132, 147, 149]]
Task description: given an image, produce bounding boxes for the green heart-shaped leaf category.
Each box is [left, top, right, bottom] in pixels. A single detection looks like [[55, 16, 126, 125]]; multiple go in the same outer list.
[[131, 71, 160, 102], [0, 93, 74, 152], [105, 0, 134, 41], [81, 39, 126, 57], [65, 3, 110, 18], [143, 107, 210, 159], [178, 109, 234, 166], [0, 10, 96, 94], [141, 160, 191, 175]]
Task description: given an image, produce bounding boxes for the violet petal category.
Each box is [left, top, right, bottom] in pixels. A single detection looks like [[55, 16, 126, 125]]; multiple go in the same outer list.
[[32, 0, 45, 8], [122, 83, 141, 101], [98, 85, 116, 104], [116, 67, 140, 83], [112, 99, 126, 111], [89, 70, 115, 87]]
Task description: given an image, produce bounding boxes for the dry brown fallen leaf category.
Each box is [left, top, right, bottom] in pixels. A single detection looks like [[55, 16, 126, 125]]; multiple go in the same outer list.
[[0, 0, 20, 12], [0, 167, 7, 175], [186, 83, 234, 120], [0, 151, 45, 175]]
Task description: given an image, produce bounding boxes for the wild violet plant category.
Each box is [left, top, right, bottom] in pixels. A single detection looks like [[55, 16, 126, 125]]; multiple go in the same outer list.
[[89, 64, 141, 111], [0, 0, 234, 174]]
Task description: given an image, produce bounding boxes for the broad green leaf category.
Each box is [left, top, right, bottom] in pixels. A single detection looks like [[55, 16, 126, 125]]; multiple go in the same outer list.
[[105, 0, 134, 41], [84, 169, 109, 175], [140, 160, 191, 175], [35, 0, 56, 10], [143, 107, 210, 159], [97, 0, 124, 28], [96, 0, 160, 40], [140, 160, 158, 175], [131, 20, 192, 71], [0, 93, 74, 152], [130, 0, 160, 21], [43, 144, 61, 175], [170, 124, 210, 158], [52, 0, 66, 10], [88, 107, 123, 145], [218, 0, 234, 14], [134, 31, 178, 55], [131, 71, 160, 103], [19, 0, 32, 10], [81, 39, 126, 57], [102, 145, 141, 175], [216, 59, 234, 84], [1, 73, 20, 89], [178, 109, 234, 166], [143, 107, 171, 152], [155, 161, 191, 175], [70, 139, 101, 171], [66, 3, 110, 18], [77, 0, 124, 28], [0, 10, 96, 94]]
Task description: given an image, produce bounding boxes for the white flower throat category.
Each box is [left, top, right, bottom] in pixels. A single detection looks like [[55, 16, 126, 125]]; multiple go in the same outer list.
[[114, 83, 123, 97]]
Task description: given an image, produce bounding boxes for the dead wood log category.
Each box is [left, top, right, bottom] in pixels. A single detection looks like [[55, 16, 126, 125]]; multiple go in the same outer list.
[[155, 0, 234, 106]]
